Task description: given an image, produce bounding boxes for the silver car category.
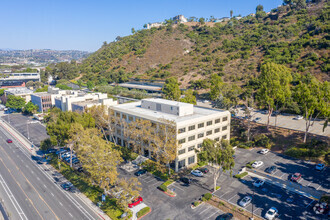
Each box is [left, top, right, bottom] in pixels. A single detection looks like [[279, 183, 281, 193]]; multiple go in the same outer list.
[[239, 196, 252, 207]]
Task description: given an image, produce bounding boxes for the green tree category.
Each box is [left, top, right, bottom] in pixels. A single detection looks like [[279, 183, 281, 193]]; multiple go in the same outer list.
[[40, 138, 54, 151], [24, 102, 39, 115], [230, 10, 233, 18], [0, 89, 4, 96], [257, 62, 292, 130], [77, 79, 83, 89], [209, 74, 223, 101], [6, 95, 25, 110], [202, 139, 235, 192], [294, 75, 329, 143], [162, 77, 181, 101], [199, 17, 205, 25], [180, 89, 196, 105], [86, 81, 95, 90]]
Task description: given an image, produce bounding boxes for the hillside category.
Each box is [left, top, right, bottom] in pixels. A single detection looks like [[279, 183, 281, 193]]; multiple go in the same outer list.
[[79, 1, 329, 90]]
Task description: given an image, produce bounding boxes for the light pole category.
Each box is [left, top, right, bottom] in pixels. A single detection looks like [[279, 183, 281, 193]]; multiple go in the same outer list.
[[251, 184, 255, 220], [27, 121, 30, 140]]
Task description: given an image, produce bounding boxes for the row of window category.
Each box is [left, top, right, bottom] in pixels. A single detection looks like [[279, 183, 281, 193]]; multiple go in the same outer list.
[[178, 117, 228, 134], [178, 155, 195, 168], [178, 126, 228, 144]]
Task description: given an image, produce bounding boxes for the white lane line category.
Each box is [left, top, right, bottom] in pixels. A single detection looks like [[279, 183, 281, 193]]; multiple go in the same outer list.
[[307, 182, 312, 186], [306, 200, 314, 208], [206, 211, 219, 219], [51, 193, 54, 197], [31, 170, 34, 174], [0, 173, 28, 220], [59, 202, 63, 206], [172, 183, 185, 191], [253, 207, 261, 213], [228, 194, 237, 202], [316, 185, 321, 190], [219, 191, 231, 198], [199, 206, 211, 214], [44, 184, 47, 188], [280, 173, 286, 179], [68, 212, 73, 218], [37, 177, 40, 181]]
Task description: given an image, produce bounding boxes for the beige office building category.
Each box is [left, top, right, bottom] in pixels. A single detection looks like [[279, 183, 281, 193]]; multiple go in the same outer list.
[[110, 98, 231, 172]]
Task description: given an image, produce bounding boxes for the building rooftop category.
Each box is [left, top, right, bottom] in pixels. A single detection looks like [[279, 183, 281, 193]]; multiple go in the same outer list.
[[119, 82, 163, 92], [72, 100, 99, 107], [5, 87, 33, 95], [111, 99, 228, 123]]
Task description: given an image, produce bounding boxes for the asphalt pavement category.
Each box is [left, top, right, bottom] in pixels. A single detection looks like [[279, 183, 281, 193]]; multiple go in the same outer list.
[[0, 121, 101, 220]]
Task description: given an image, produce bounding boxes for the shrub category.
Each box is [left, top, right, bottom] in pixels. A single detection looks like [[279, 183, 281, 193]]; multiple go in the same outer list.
[[203, 193, 212, 201], [194, 201, 200, 207], [201, 197, 207, 202], [246, 161, 256, 169], [216, 186, 221, 190], [253, 134, 270, 147], [158, 184, 167, 192], [136, 207, 150, 218], [218, 201, 225, 206], [163, 180, 174, 187], [234, 172, 248, 179]]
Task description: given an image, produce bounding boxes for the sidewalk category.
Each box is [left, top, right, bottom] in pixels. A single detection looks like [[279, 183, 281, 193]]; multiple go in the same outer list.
[[0, 119, 111, 220], [247, 168, 323, 200]]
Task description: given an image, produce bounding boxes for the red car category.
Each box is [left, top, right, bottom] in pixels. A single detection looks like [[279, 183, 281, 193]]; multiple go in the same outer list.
[[291, 173, 302, 182], [128, 196, 143, 208], [6, 139, 12, 143]]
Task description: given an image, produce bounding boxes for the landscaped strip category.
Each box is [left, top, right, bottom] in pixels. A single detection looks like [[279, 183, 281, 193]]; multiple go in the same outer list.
[[137, 207, 151, 219]]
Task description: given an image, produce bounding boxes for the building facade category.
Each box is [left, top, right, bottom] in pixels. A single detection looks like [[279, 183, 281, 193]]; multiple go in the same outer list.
[[4, 87, 33, 102], [0, 73, 40, 88], [110, 98, 231, 172]]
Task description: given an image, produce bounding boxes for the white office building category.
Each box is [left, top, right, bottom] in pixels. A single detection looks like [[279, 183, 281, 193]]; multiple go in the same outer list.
[[110, 98, 231, 172]]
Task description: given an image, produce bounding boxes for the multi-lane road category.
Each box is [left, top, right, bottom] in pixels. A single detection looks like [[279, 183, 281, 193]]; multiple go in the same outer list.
[[0, 122, 101, 220]]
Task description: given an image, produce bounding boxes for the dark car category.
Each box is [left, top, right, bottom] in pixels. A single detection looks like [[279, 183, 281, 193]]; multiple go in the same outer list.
[[6, 139, 13, 143], [198, 167, 209, 174], [216, 213, 233, 220], [46, 148, 57, 154], [134, 169, 147, 176], [180, 177, 191, 185], [265, 166, 277, 174], [61, 182, 73, 191], [291, 173, 302, 182]]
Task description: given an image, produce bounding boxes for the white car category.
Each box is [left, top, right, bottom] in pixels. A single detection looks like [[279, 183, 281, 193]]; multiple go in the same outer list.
[[254, 117, 262, 122], [260, 149, 269, 155], [239, 196, 252, 207], [252, 161, 264, 168], [203, 100, 210, 103], [191, 170, 203, 177], [265, 207, 278, 219], [315, 163, 325, 171], [253, 179, 265, 187], [293, 115, 303, 120]]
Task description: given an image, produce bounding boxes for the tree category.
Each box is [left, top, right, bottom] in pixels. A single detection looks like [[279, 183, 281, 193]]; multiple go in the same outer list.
[[76, 127, 122, 190], [180, 89, 196, 105], [77, 79, 83, 89], [40, 138, 54, 151], [294, 75, 329, 143], [199, 17, 205, 25], [256, 4, 264, 12], [110, 177, 141, 212], [256, 62, 292, 130], [202, 139, 235, 192], [209, 74, 223, 101], [0, 89, 4, 96], [131, 28, 135, 34], [86, 81, 95, 90], [256, 4, 266, 19], [230, 10, 233, 18], [23, 102, 39, 115], [6, 95, 25, 110], [162, 77, 181, 101]]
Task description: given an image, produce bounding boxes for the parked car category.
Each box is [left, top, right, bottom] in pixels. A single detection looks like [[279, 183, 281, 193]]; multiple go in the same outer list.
[[198, 167, 209, 174], [291, 173, 302, 182], [6, 139, 12, 143], [134, 169, 147, 176], [293, 115, 303, 120], [239, 196, 252, 207], [265, 166, 277, 174], [216, 213, 233, 220], [180, 177, 191, 185], [260, 110, 268, 114], [61, 182, 73, 191], [315, 163, 325, 171], [252, 161, 264, 168], [254, 117, 262, 122], [191, 170, 203, 177], [265, 207, 278, 220], [260, 149, 269, 155], [128, 196, 143, 208], [271, 111, 279, 117], [253, 179, 265, 188]]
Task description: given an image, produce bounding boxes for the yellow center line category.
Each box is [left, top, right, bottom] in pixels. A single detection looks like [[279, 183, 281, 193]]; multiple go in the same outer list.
[[0, 144, 60, 220]]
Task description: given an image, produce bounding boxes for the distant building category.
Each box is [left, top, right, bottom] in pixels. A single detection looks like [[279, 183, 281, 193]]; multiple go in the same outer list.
[[0, 72, 40, 88], [111, 98, 231, 172], [4, 87, 33, 102], [214, 17, 230, 23], [173, 15, 188, 23], [31, 87, 117, 113], [118, 81, 163, 94], [146, 22, 164, 29]]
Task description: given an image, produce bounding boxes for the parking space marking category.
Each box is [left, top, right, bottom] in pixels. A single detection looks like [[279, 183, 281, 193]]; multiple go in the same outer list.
[[199, 206, 211, 214], [171, 182, 185, 191], [316, 185, 321, 190], [206, 211, 219, 219], [253, 207, 261, 214], [279, 173, 286, 179], [219, 191, 231, 198], [228, 194, 237, 202], [305, 200, 314, 208]]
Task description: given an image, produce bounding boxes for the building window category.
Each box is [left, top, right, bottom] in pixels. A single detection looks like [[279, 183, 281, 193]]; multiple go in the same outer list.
[[128, 116, 133, 121], [222, 126, 228, 131], [178, 149, 186, 155], [178, 138, 186, 144], [222, 135, 227, 139], [198, 133, 204, 138], [215, 137, 220, 141], [215, 128, 220, 133], [188, 135, 195, 142], [188, 146, 195, 152], [197, 143, 203, 148], [188, 125, 195, 131], [116, 112, 120, 118], [215, 118, 221, 124], [198, 123, 204, 128], [122, 114, 127, 120], [206, 120, 213, 126], [188, 156, 195, 165], [206, 130, 212, 136], [178, 127, 186, 134], [223, 116, 228, 122], [178, 159, 186, 169]]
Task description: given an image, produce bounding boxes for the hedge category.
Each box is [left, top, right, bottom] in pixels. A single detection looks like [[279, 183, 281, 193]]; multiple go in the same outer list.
[[137, 207, 150, 218], [246, 160, 256, 169], [203, 193, 212, 201], [158, 184, 167, 192], [234, 172, 248, 179]]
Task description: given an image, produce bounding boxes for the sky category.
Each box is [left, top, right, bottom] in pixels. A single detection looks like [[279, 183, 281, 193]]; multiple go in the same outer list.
[[0, 0, 283, 52]]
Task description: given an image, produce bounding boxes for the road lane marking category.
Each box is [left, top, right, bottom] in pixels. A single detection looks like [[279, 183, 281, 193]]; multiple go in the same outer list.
[[59, 202, 63, 206], [0, 173, 28, 220], [68, 212, 73, 218], [51, 193, 54, 197], [44, 184, 47, 188]]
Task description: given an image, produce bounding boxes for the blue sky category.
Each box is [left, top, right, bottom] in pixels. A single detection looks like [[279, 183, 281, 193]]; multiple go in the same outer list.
[[0, 0, 283, 52]]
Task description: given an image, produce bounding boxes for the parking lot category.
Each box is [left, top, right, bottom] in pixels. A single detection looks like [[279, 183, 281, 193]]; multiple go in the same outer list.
[[1, 113, 49, 147]]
